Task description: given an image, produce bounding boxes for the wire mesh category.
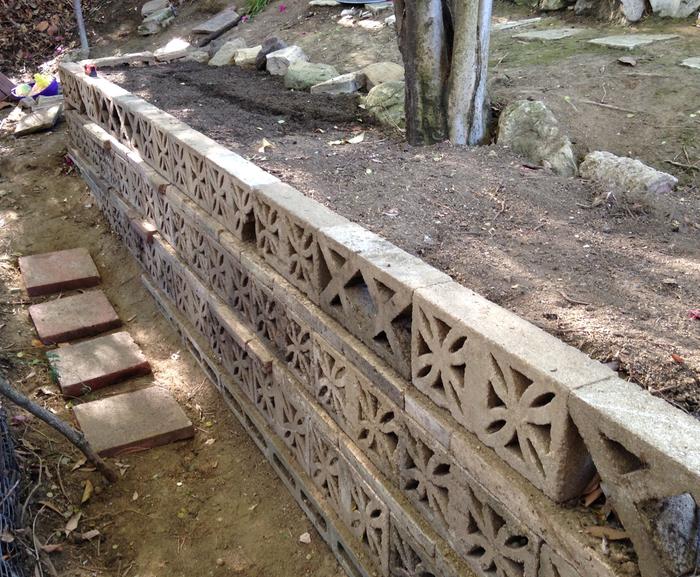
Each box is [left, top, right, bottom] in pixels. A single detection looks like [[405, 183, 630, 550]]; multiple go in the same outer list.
[[0, 403, 22, 577]]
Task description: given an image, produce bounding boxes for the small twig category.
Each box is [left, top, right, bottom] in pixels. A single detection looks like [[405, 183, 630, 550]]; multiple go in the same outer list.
[[0, 373, 118, 483], [665, 159, 699, 171], [558, 290, 591, 306], [532, 222, 546, 232], [577, 99, 639, 115]]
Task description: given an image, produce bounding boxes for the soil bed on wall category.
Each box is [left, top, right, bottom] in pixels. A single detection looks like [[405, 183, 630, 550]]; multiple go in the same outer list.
[[104, 62, 700, 416]]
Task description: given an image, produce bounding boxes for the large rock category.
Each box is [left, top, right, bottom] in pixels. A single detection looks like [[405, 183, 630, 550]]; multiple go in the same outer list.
[[256, 36, 287, 70], [540, 0, 567, 10], [497, 100, 577, 177], [311, 71, 366, 95], [141, 0, 170, 17], [579, 151, 677, 205], [362, 62, 404, 90], [650, 0, 700, 17], [209, 38, 247, 66], [365, 81, 405, 129], [154, 38, 190, 62], [267, 45, 308, 76], [284, 61, 339, 91], [233, 46, 262, 68], [137, 6, 175, 35]]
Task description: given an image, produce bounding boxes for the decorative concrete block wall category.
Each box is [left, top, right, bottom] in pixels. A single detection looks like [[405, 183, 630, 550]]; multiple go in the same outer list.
[[60, 59, 700, 577]]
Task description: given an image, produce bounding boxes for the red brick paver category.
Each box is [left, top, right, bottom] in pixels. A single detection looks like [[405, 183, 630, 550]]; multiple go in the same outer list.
[[47, 331, 151, 397], [72, 386, 194, 457], [28, 290, 121, 344], [19, 248, 100, 296]]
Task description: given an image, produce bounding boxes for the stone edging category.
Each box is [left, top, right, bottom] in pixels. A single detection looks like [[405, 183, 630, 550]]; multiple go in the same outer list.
[[58, 58, 700, 577]]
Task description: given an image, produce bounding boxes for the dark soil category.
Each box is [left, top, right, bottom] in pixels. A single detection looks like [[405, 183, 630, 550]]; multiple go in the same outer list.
[[105, 61, 700, 416]]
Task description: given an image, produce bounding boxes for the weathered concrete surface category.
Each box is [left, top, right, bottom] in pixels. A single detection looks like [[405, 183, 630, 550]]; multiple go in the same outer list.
[[19, 247, 99, 296], [48, 331, 151, 397], [73, 386, 194, 456], [497, 100, 577, 176], [14, 103, 62, 136], [513, 28, 583, 41], [266, 45, 308, 76], [588, 34, 679, 49]]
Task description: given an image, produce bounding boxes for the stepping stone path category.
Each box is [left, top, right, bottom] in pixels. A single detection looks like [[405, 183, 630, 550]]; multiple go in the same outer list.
[[493, 17, 542, 31], [73, 387, 194, 456], [47, 332, 151, 397], [681, 57, 700, 70], [588, 34, 679, 49], [29, 290, 121, 344], [192, 6, 239, 35], [514, 28, 583, 41], [21, 247, 193, 456], [19, 248, 100, 297]]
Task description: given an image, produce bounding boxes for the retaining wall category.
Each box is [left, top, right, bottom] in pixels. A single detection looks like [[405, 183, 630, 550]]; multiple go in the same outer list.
[[59, 58, 700, 577]]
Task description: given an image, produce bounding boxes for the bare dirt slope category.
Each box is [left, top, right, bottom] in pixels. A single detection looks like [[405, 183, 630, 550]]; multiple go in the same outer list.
[[0, 132, 342, 577]]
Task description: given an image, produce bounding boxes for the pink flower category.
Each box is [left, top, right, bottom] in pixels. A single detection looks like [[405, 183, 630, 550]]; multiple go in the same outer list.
[[241, 15, 249, 22], [279, 3, 287, 11]]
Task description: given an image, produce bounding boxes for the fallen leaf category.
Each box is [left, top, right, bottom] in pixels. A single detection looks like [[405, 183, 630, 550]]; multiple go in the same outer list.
[[671, 353, 685, 364], [258, 138, 274, 153], [38, 500, 65, 516], [347, 132, 365, 144], [80, 529, 100, 541], [31, 339, 44, 348], [65, 512, 82, 535], [0, 531, 14, 543], [585, 526, 628, 541], [40, 543, 63, 553], [132, 491, 139, 501], [204, 438, 216, 446], [688, 309, 700, 320], [328, 139, 344, 146], [71, 457, 87, 471], [81, 480, 93, 503], [35, 20, 49, 32], [583, 486, 604, 507]]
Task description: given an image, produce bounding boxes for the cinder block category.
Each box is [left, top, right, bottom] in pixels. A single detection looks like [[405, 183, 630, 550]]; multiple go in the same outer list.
[[317, 223, 451, 380], [272, 365, 310, 470], [307, 410, 344, 514], [413, 281, 614, 502], [253, 182, 348, 303], [539, 545, 581, 577], [404, 388, 451, 450], [283, 310, 314, 391], [388, 520, 438, 577], [569, 377, 700, 577]]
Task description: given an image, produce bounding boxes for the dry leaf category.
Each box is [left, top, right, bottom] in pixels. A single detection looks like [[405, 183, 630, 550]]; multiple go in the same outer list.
[[671, 353, 684, 364], [258, 138, 274, 153], [583, 486, 604, 507], [204, 438, 216, 446], [582, 472, 601, 495], [132, 491, 139, 501], [65, 512, 82, 534], [71, 457, 87, 472], [35, 20, 49, 32], [0, 531, 14, 543], [38, 500, 64, 516], [585, 526, 628, 541], [40, 543, 63, 553], [347, 132, 365, 144], [80, 529, 100, 541], [81, 480, 93, 504]]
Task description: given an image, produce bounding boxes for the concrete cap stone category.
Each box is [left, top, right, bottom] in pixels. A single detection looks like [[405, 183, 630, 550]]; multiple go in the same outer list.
[[19, 247, 100, 297], [29, 290, 122, 344], [72, 386, 194, 456], [47, 331, 151, 397]]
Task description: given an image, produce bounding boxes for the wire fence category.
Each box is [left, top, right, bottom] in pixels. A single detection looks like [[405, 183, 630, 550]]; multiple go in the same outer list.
[[0, 403, 22, 577]]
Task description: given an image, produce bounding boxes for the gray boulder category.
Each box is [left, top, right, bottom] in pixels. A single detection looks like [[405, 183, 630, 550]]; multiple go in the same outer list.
[[362, 62, 404, 90], [650, 0, 700, 16], [497, 100, 577, 177], [365, 81, 405, 129], [267, 45, 308, 76], [311, 71, 366, 95], [234, 46, 262, 68], [579, 151, 677, 205], [284, 61, 339, 91], [540, 0, 567, 10], [257, 36, 287, 70], [209, 38, 247, 66]]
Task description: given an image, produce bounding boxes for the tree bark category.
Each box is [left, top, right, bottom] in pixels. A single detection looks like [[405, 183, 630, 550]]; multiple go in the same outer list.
[[395, 0, 493, 146], [0, 374, 118, 483]]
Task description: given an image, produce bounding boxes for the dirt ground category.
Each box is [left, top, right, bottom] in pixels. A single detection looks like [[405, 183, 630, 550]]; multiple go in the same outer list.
[[1, 0, 699, 575], [105, 54, 700, 416], [0, 134, 342, 576]]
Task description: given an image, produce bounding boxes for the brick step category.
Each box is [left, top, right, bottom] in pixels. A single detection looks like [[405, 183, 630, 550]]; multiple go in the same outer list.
[[19, 247, 100, 296]]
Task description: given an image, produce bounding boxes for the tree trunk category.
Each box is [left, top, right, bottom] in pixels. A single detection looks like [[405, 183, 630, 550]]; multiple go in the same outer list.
[[395, 0, 493, 146]]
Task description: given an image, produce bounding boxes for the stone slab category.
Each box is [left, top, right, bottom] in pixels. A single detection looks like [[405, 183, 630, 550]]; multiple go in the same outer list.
[[47, 331, 151, 397], [73, 386, 194, 456], [14, 103, 62, 136], [192, 6, 239, 34], [588, 34, 679, 49], [681, 57, 700, 70], [29, 290, 122, 344], [493, 17, 542, 31], [514, 28, 583, 41], [19, 247, 100, 296]]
